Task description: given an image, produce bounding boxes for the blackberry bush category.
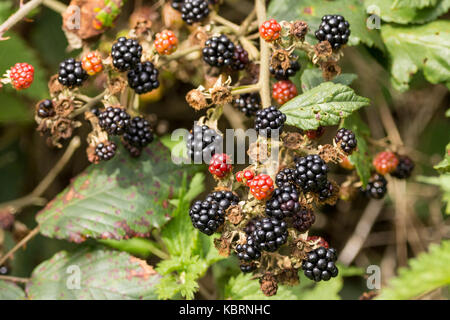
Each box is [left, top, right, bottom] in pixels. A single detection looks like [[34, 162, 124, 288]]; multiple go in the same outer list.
[[275, 168, 295, 187], [335, 128, 357, 155], [95, 141, 117, 161], [364, 174, 388, 199], [250, 218, 288, 252], [269, 60, 301, 80], [391, 155, 415, 179], [292, 207, 315, 232], [205, 190, 239, 210]]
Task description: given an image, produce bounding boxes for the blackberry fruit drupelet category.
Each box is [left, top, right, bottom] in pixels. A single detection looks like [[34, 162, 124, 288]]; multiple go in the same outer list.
[[58, 58, 88, 87], [265, 185, 301, 220], [205, 190, 239, 210], [269, 60, 301, 80], [202, 35, 235, 67], [95, 142, 117, 161], [236, 237, 261, 261], [231, 45, 249, 70], [294, 155, 329, 193], [123, 116, 154, 148], [186, 124, 223, 163], [275, 168, 295, 187], [292, 207, 316, 232], [364, 174, 388, 199], [391, 155, 415, 179], [98, 106, 131, 135], [250, 218, 288, 252], [302, 247, 339, 282], [181, 0, 210, 25], [37, 99, 55, 118], [189, 199, 225, 235], [254, 106, 287, 137], [127, 61, 160, 94], [111, 37, 142, 72], [335, 128, 357, 154], [315, 15, 350, 50], [233, 93, 261, 117]]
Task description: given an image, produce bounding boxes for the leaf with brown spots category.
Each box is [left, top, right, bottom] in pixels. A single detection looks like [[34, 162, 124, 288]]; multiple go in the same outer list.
[[36, 141, 199, 242], [26, 248, 160, 300]]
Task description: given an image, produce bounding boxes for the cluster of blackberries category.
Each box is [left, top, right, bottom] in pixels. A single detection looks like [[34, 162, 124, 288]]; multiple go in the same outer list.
[[302, 246, 338, 282], [315, 14, 350, 49], [202, 34, 250, 70], [233, 93, 261, 117], [186, 124, 223, 163], [269, 60, 301, 80], [110, 37, 160, 95], [254, 106, 287, 137]]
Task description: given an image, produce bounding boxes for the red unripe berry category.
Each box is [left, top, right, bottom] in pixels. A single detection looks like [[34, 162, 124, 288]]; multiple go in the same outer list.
[[209, 153, 232, 178], [9, 63, 34, 90], [236, 169, 255, 185], [82, 51, 103, 76], [259, 19, 281, 42], [272, 80, 298, 105], [307, 236, 329, 249], [154, 30, 178, 55], [305, 126, 325, 140], [373, 151, 399, 175], [248, 174, 274, 200]]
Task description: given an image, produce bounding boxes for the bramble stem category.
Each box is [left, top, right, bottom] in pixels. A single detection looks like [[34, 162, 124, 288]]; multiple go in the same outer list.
[[0, 226, 40, 266], [210, 12, 240, 33], [255, 0, 271, 108], [0, 275, 30, 283], [0, 0, 43, 39], [42, 0, 67, 14], [164, 45, 201, 62], [71, 91, 107, 118], [231, 84, 261, 95]]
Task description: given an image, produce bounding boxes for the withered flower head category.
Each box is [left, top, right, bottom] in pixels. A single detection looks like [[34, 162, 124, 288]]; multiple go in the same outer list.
[[314, 40, 333, 59], [48, 74, 64, 96], [51, 117, 75, 140], [210, 86, 232, 105], [270, 49, 291, 71], [189, 27, 208, 47], [226, 205, 244, 225], [54, 98, 75, 117], [290, 20, 309, 41], [108, 76, 128, 95], [186, 89, 208, 110], [260, 273, 278, 297], [321, 60, 341, 81], [282, 132, 305, 150]]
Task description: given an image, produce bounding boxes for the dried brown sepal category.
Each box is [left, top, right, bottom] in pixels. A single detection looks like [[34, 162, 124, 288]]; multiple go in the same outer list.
[[226, 205, 243, 225], [276, 268, 300, 286], [314, 41, 333, 59], [247, 140, 270, 163], [86, 144, 99, 164], [359, 291, 378, 300], [108, 76, 128, 96], [270, 49, 291, 71], [214, 233, 233, 257], [319, 180, 340, 206], [48, 74, 64, 96], [290, 237, 310, 261], [321, 60, 341, 81], [290, 21, 309, 42], [54, 98, 75, 117], [210, 86, 233, 105], [186, 89, 209, 110], [189, 27, 209, 47], [0, 208, 14, 231], [259, 272, 278, 297], [282, 132, 305, 150], [318, 144, 341, 163], [129, 6, 156, 37]]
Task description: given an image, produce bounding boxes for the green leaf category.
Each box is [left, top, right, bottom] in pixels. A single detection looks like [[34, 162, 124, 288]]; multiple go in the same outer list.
[[391, 0, 438, 9], [27, 247, 161, 300], [0, 1, 13, 22], [377, 241, 450, 299], [99, 238, 163, 258], [434, 142, 450, 173], [36, 141, 198, 242], [0, 280, 26, 300], [0, 31, 48, 100], [268, 0, 385, 50], [279, 82, 370, 130], [300, 68, 357, 92], [381, 21, 450, 92], [366, 0, 450, 25], [342, 113, 372, 187], [417, 174, 450, 214]]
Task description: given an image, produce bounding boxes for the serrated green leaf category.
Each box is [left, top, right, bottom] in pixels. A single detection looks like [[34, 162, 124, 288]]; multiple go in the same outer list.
[[392, 0, 438, 9], [378, 241, 450, 299], [280, 82, 370, 130], [36, 141, 198, 242], [268, 0, 385, 50], [0, 280, 26, 300], [300, 68, 357, 92], [381, 21, 450, 92], [342, 113, 372, 187], [434, 142, 450, 173], [26, 247, 161, 300], [417, 174, 450, 214], [366, 0, 449, 25]]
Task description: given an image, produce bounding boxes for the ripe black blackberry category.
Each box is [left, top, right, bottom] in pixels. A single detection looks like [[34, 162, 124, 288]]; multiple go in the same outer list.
[[58, 58, 88, 87], [231, 45, 249, 71], [391, 155, 415, 179], [254, 106, 287, 137], [123, 116, 154, 148], [244, 219, 257, 236], [265, 185, 300, 220], [111, 37, 142, 72], [335, 128, 357, 154], [171, 0, 184, 11], [240, 262, 256, 273], [37, 99, 55, 118], [269, 60, 301, 80], [293, 155, 329, 193], [181, 0, 210, 25], [318, 181, 334, 201], [205, 190, 239, 210], [186, 124, 223, 163], [315, 15, 350, 50], [275, 168, 295, 187], [127, 61, 160, 94], [236, 237, 261, 261], [95, 141, 117, 161], [302, 247, 338, 282], [189, 199, 225, 235], [202, 35, 235, 67], [363, 174, 387, 199], [233, 93, 261, 117], [98, 106, 131, 135], [250, 218, 288, 252], [292, 207, 315, 232]]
